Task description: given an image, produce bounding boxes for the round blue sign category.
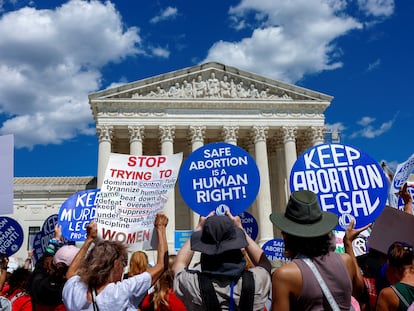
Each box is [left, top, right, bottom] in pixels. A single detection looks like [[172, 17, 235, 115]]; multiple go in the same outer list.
[[32, 214, 59, 262], [0, 217, 24, 256], [58, 189, 99, 241], [290, 143, 388, 230], [262, 238, 289, 262], [178, 142, 260, 216], [239, 211, 259, 241]]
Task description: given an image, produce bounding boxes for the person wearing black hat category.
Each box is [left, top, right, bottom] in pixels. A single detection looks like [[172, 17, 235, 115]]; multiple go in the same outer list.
[[269, 190, 364, 311], [173, 211, 271, 311]]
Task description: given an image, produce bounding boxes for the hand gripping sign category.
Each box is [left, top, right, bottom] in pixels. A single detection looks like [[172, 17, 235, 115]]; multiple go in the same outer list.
[[179, 142, 260, 216], [58, 189, 100, 241], [289, 143, 388, 230]]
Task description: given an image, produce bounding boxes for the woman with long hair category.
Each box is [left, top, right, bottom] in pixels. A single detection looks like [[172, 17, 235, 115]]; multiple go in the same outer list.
[[141, 255, 186, 311]]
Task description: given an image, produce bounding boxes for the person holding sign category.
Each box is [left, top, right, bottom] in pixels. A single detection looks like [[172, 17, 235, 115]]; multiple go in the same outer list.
[[173, 211, 271, 310], [270, 190, 364, 311], [62, 212, 169, 311]]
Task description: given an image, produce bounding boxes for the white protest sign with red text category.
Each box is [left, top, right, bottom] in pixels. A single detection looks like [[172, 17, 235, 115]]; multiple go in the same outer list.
[[96, 153, 183, 251]]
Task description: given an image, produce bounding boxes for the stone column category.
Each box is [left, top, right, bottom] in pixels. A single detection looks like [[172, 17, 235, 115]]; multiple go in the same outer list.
[[222, 126, 238, 145], [271, 131, 288, 237], [189, 126, 206, 229], [310, 126, 326, 146], [128, 126, 144, 155], [282, 126, 297, 193], [159, 125, 176, 251], [97, 125, 113, 188], [251, 126, 273, 245]]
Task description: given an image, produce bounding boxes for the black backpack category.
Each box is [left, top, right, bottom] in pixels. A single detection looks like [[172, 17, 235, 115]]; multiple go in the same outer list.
[[198, 270, 255, 311]]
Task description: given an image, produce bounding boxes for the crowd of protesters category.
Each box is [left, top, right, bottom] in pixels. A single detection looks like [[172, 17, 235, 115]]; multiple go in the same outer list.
[[1, 183, 413, 310]]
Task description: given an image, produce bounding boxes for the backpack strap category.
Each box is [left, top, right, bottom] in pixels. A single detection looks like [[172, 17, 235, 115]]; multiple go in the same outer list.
[[391, 285, 410, 308], [239, 270, 255, 311], [198, 270, 256, 311], [199, 273, 221, 311]]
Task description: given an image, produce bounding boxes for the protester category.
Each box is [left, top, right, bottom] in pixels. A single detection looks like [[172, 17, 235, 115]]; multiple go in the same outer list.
[[62, 212, 169, 311], [270, 190, 364, 311], [29, 223, 78, 311], [375, 182, 414, 297], [376, 241, 414, 310], [128, 251, 149, 278], [31, 245, 79, 311], [2, 267, 32, 311], [173, 210, 271, 310], [343, 220, 372, 311], [140, 255, 186, 311]]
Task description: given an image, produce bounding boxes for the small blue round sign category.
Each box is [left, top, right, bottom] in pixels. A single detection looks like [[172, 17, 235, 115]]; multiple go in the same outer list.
[[178, 142, 260, 216], [32, 214, 59, 262], [58, 189, 99, 241], [290, 143, 388, 230], [262, 238, 289, 262], [0, 217, 24, 256], [239, 211, 259, 241]]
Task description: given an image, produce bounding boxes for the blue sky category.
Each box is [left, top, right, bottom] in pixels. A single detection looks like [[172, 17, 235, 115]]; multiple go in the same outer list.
[[0, 0, 411, 177]]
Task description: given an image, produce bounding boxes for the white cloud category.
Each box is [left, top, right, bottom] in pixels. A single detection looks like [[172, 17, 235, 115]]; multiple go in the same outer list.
[[367, 58, 381, 71], [150, 6, 178, 24], [357, 116, 376, 126], [203, 0, 364, 83], [151, 46, 170, 58], [357, 0, 395, 17], [0, 0, 142, 149], [350, 115, 396, 138]]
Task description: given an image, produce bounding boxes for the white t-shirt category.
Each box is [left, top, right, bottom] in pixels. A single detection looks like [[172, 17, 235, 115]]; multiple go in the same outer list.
[[63, 272, 151, 311]]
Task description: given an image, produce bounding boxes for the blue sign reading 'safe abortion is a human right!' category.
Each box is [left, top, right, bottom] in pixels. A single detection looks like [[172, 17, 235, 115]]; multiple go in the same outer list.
[[178, 142, 260, 216]]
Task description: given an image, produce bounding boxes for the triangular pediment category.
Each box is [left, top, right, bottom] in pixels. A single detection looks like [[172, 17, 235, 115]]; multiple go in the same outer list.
[[89, 62, 332, 102]]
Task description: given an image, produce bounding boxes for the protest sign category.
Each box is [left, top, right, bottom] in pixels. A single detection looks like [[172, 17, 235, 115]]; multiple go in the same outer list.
[[58, 189, 100, 241], [262, 238, 289, 262], [32, 214, 61, 262], [175, 230, 192, 252], [0, 217, 23, 256], [96, 153, 182, 251], [367, 206, 414, 254], [390, 153, 414, 194], [178, 142, 260, 216], [239, 211, 259, 241], [290, 143, 388, 230], [0, 134, 13, 215]]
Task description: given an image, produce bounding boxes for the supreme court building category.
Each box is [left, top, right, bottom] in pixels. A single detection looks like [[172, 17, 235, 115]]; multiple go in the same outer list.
[[89, 61, 334, 249], [12, 62, 337, 260]]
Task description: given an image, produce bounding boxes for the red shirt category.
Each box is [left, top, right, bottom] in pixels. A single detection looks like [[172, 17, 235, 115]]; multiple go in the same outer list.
[[6, 290, 32, 311], [140, 290, 187, 311]]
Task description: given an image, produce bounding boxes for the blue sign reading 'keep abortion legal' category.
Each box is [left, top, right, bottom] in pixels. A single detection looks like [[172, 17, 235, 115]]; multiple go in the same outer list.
[[179, 142, 260, 216], [289, 143, 388, 230]]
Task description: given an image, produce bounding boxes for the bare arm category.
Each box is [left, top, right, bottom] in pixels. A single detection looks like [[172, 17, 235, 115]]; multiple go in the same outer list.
[[271, 263, 302, 311], [376, 287, 399, 311], [146, 212, 169, 285], [343, 220, 370, 298], [173, 212, 213, 274], [0, 256, 8, 291], [66, 221, 97, 279], [226, 210, 272, 274]]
